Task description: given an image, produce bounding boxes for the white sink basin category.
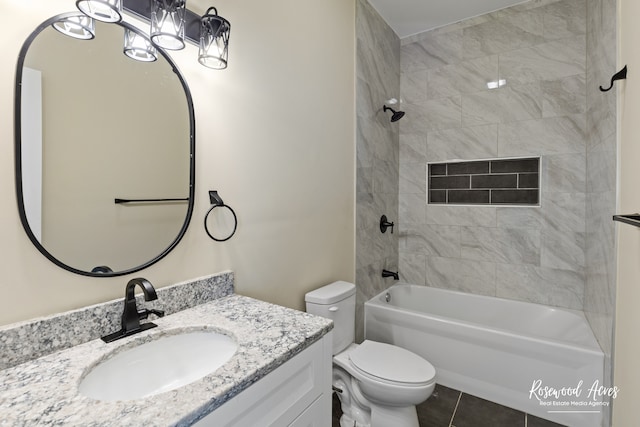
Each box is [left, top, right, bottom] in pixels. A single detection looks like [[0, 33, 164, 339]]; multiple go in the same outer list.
[[79, 331, 237, 401]]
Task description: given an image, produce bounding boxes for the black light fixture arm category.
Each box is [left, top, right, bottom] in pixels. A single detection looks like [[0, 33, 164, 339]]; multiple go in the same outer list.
[[202, 7, 223, 34]]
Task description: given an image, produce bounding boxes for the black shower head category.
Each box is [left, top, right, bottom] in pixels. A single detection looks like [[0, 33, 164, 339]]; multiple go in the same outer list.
[[383, 105, 405, 122]]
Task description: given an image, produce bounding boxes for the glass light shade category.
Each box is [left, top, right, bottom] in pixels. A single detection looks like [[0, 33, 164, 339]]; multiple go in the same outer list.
[[76, 0, 122, 23], [52, 15, 95, 40], [124, 29, 157, 62], [150, 0, 186, 50], [198, 7, 230, 70]]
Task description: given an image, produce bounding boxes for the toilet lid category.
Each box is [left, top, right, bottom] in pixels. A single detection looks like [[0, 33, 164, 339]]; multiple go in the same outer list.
[[349, 340, 435, 385]]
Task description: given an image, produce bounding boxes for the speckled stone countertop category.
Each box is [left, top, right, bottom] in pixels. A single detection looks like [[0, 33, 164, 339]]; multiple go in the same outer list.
[[0, 272, 235, 370], [0, 294, 333, 427]]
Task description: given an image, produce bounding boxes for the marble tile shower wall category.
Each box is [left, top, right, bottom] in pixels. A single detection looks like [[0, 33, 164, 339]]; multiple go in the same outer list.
[[584, 0, 616, 396], [398, 0, 590, 310], [355, 0, 400, 341]]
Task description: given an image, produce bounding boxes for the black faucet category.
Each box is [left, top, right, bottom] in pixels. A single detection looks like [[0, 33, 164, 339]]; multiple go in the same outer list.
[[382, 269, 399, 280], [101, 278, 165, 343]]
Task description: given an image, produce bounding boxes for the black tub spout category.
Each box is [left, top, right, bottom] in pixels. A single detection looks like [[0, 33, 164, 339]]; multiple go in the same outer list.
[[382, 269, 399, 280]]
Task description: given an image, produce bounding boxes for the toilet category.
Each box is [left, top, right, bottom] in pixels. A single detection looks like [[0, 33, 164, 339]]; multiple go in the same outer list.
[[305, 281, 436, 427]]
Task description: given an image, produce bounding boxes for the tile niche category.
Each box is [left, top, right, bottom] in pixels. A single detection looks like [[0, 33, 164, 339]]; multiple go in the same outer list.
[[428, 157, 540, 206]]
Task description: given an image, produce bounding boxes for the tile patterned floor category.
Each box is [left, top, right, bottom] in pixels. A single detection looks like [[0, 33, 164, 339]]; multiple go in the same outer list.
[[332, 384, 566, 427]]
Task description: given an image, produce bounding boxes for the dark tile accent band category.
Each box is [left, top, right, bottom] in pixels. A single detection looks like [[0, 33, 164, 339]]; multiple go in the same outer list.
[[449, 190, 490, 204], [491, 158, 539, 173], [472, 174, 518, 189], [447, 161, 489, 175], [428, 157, 540, 206], [429, 190, 447, 203], [491, 189, 539, 204], [429, 164, 447, 176], [430, 176, 470, 189], [518, 173, 539, 189]]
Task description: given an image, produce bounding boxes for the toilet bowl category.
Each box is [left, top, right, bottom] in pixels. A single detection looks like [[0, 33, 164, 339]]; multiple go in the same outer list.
[[338, 341, 436, 406], [305, 281, 436, 427], [334, 342, 436, 426]]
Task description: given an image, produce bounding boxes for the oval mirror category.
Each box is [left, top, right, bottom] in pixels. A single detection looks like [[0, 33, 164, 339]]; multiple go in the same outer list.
[[15, 13, 195, 277]]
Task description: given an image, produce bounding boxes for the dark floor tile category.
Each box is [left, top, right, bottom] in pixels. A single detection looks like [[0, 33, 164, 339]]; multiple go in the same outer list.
[[332, 385, 539, 427], [452, 393, 525, 427], [527, 413, 567, 427], [417, 384, 460, 427]]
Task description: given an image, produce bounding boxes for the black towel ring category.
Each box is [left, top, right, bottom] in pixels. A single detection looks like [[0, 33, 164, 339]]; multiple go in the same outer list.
[[204, 191, 238, 242]]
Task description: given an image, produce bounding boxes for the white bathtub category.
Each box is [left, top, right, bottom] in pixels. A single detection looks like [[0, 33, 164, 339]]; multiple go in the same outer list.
[[364, 284, 604, 427]]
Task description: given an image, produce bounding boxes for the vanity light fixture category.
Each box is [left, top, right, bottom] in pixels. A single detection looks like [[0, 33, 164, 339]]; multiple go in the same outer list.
[[198, 7, 230, 70], [52, 14, 96, 40], [70, 0, 231, 68], [124, 28, 157, 62], [76, 0, 122, 23], [150, 0, 187, 51]]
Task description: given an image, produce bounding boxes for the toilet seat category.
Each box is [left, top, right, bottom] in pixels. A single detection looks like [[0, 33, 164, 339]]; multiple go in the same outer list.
[[348, 340, 435, 387]]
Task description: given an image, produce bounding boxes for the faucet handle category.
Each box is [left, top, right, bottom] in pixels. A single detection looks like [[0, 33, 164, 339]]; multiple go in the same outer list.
[[138, 308, 165, 320], [380, 215, 395, 234]]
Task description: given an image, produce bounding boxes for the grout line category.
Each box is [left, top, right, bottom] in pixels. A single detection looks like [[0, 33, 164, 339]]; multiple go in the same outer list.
[[449, 391, 463, 427]]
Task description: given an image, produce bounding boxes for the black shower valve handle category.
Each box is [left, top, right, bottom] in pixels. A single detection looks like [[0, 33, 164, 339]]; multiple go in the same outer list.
[[380, 215, 394, 234]]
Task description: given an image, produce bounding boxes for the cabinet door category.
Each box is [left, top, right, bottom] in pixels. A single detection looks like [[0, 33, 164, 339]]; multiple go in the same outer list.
[[288, 395, 328, 427], [195, 334, 331, 427]]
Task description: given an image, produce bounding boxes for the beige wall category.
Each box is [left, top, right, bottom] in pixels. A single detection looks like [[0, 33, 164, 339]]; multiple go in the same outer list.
[[0, 0, 355, 326], [613, 0, 640, 424]]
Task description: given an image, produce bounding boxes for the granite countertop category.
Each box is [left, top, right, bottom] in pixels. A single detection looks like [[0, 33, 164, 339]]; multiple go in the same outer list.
[[0, 294, 333, 427]]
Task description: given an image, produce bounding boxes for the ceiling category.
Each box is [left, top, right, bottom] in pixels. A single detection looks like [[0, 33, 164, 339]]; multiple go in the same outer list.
[[367, 0, 530, 39]]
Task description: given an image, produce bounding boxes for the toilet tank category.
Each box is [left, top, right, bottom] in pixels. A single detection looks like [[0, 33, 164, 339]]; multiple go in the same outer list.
[[305, 281, 355, 355]]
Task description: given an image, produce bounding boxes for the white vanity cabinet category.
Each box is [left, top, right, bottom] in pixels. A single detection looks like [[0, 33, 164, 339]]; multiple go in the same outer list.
[[195, 332, 333, 427]]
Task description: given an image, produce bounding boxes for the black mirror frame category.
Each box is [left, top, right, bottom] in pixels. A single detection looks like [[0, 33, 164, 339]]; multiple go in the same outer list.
[[14, 13, 196, 277]]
